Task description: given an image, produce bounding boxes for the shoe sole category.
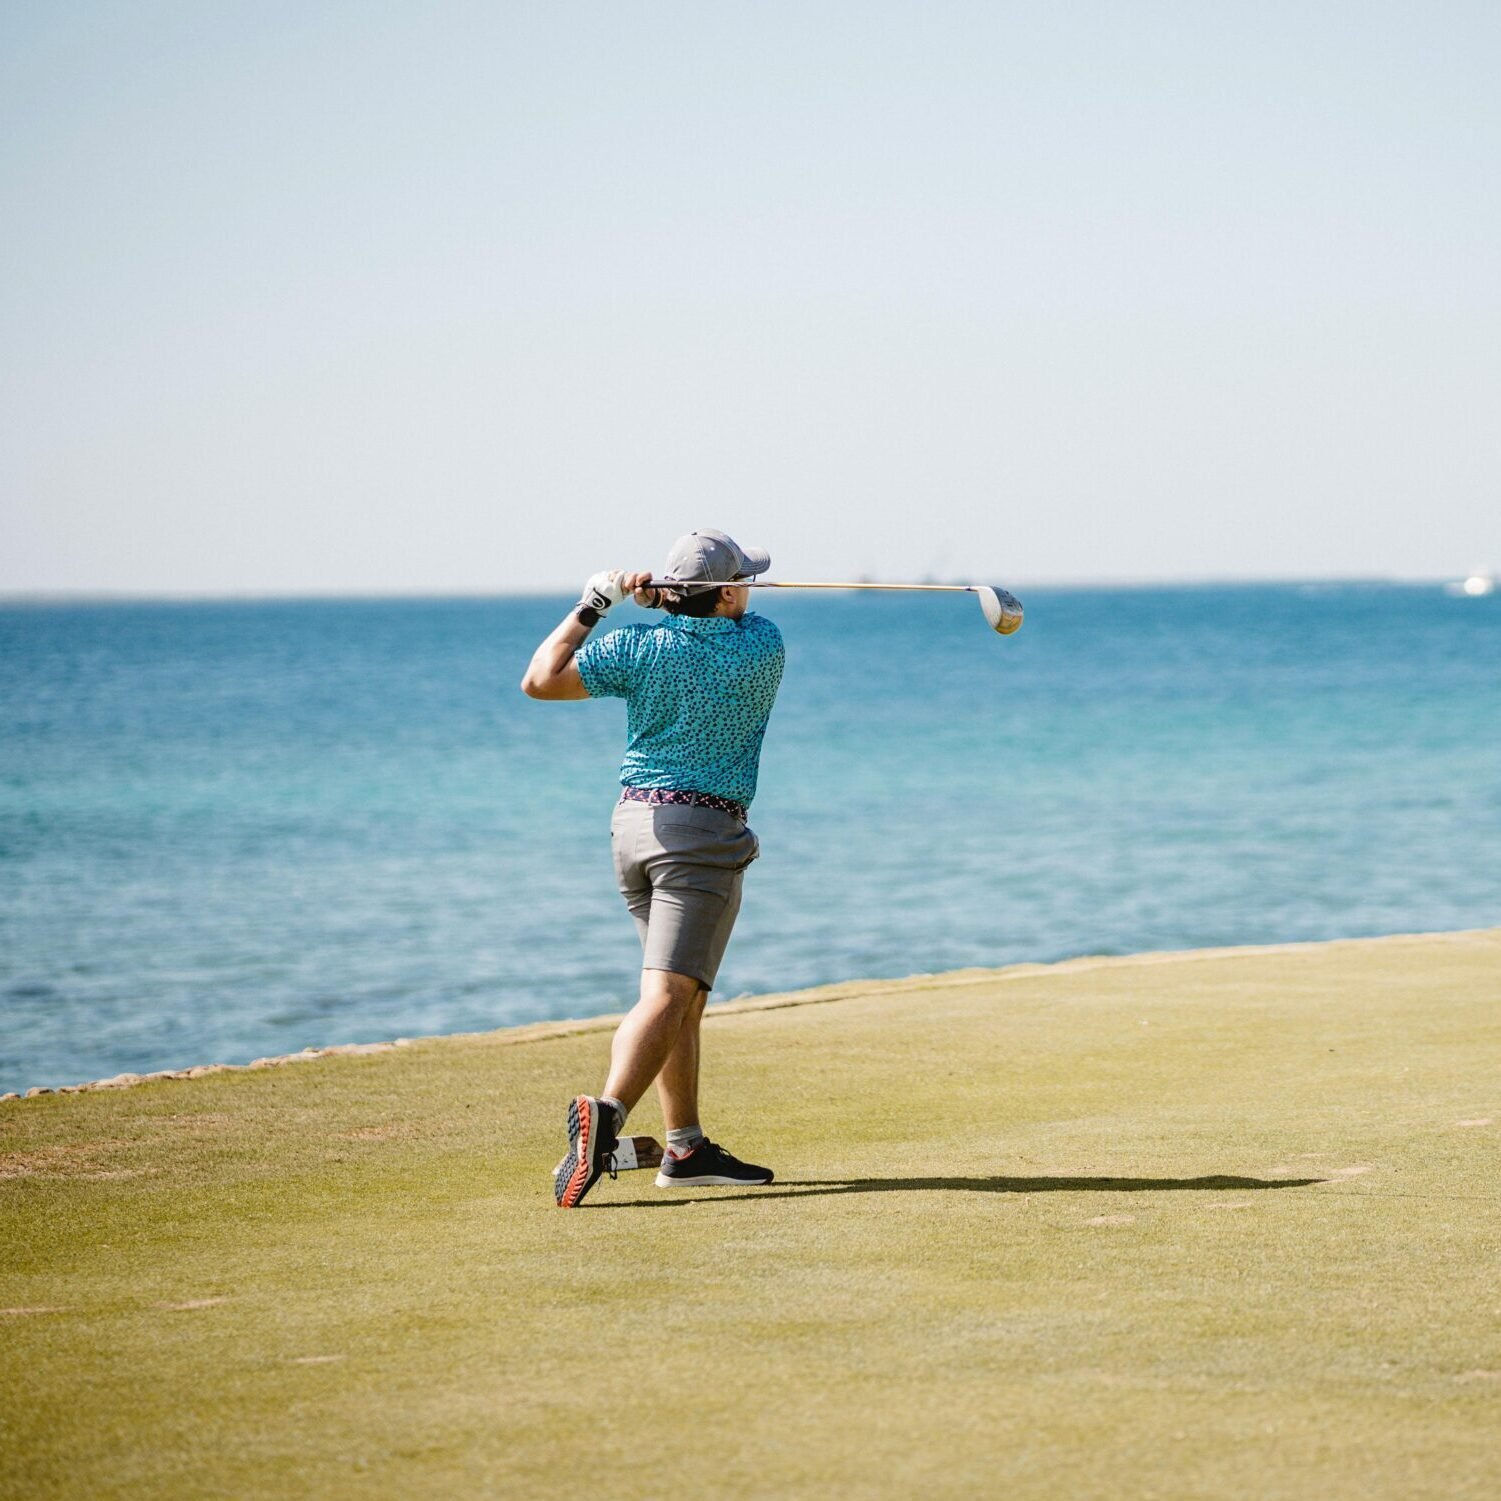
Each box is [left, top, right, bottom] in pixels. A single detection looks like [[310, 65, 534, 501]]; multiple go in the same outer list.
[[556, 1096, 600, 1208], [654, 1171, 774, 1188]]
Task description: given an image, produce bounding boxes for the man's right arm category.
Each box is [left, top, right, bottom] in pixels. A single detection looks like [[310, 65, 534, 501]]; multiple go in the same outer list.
[[520, 569, 656, 699], [519, 610, 594, 699]]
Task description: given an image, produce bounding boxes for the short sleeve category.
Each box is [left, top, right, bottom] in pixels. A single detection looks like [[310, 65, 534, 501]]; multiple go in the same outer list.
[[764, 626, 785, 690], [575, 626, 641, 699], [754, 615, 785, 673]]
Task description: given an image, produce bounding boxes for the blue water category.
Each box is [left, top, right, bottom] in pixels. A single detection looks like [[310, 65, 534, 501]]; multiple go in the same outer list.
[[2, 585, 1498, 1093]]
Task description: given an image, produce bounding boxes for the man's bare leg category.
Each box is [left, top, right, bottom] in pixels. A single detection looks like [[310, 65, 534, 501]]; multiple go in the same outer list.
[[650, 977, 772, 1188], [561, 973, 769, 1205], [654, 985, 708, 1132], [601, 968, 703, 1115], [558, 969, 702, 1207]]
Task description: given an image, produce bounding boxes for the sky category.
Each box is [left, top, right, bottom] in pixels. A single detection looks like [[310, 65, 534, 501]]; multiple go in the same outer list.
[[1, 1, 1497, 595]]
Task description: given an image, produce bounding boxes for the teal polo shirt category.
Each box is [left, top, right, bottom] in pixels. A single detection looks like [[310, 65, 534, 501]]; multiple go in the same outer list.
[[575, 611, 785, 807]]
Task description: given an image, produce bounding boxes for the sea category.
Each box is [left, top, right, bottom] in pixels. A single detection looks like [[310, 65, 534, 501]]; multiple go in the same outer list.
[[2, 583, 1498, 1095]]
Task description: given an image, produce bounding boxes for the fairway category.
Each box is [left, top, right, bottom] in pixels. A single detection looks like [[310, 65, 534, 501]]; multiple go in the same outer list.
[[3, 930, 1499, 1499]]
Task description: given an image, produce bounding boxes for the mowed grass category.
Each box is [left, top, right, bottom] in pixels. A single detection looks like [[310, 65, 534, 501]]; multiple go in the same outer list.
[[3, 931, 1500, 1501]]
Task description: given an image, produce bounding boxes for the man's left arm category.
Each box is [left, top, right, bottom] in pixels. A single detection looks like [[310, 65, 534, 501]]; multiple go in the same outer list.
[[520, 569, 656, 700]]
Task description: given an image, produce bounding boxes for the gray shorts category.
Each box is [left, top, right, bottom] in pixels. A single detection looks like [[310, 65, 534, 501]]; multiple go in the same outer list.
[[609, 798, 761, 991]]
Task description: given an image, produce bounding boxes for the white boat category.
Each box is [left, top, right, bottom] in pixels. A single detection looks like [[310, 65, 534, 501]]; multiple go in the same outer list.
[[1444, 572, 1495, 598]]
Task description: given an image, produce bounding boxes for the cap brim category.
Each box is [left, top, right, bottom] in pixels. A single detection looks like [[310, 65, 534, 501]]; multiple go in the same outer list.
[[735, 543, 771, 578]]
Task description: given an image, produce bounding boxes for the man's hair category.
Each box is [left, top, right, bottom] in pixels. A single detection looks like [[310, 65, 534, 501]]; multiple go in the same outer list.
[[660, 584, 732, 618]]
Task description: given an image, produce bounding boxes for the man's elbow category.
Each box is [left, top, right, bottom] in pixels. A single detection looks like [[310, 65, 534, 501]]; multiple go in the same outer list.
[[522, 671, 577, 700], [521, 662, 587, 700]]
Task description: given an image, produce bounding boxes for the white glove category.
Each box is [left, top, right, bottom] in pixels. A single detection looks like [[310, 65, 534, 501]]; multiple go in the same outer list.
[[578, 570, 627, 616]]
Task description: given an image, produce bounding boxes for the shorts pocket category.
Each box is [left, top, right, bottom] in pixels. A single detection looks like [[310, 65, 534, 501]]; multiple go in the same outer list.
[[647, 812, 756, 880], [651, 809, 740, 842], [734, 828, 761, 871]]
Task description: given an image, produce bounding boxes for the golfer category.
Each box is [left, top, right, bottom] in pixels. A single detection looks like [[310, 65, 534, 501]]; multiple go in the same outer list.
[[521, 529, 785, 1208]]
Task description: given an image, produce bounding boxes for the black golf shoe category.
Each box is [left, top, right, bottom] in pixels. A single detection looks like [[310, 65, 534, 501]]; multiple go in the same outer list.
[[554, 1095, 619, 1208], [654, 1138, 774, 1189]]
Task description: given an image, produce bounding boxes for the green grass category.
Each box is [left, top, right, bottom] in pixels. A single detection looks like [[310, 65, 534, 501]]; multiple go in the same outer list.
[[3, 930, 1500, 1500]]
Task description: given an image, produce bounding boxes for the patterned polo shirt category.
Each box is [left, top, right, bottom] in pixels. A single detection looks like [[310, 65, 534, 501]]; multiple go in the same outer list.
[[575, 611, 785, 807]]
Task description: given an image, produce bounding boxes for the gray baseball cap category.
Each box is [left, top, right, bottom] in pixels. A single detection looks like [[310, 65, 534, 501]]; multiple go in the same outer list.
[[659, 529, 771, 591]]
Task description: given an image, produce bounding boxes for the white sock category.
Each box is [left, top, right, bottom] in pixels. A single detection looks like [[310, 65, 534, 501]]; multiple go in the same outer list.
[[665, 1125, 704, 1159]]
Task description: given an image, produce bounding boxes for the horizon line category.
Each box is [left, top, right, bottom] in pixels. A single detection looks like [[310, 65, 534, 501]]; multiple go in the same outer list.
[[0, 571, 1494, 606]]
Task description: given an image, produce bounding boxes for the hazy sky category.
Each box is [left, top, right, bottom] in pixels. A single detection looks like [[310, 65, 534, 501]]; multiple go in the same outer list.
[[2, 2, 1497, 594]]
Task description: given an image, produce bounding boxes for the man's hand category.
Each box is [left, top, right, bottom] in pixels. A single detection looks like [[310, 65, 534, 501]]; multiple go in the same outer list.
[[579, 570, 628, 616], [625, 571, 663, 608], [525, 568, 663, 701], [579, 569, 662, 615]]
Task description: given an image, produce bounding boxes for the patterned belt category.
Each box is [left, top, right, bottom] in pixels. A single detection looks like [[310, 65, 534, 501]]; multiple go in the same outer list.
[[619, 786, 748, 823]]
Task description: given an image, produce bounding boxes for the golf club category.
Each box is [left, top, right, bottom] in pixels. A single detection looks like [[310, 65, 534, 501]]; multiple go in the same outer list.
[[642, 579, 1024, 636]]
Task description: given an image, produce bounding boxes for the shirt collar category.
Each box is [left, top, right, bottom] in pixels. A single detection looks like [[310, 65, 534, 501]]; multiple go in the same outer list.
[[665, 613, 745, 632]]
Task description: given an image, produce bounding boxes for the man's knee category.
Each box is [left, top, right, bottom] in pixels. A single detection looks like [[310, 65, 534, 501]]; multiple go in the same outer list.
[[641, 967, 705, 1013]]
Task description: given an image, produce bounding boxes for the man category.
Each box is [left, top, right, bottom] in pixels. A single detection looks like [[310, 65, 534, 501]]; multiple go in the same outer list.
[[521, 529, 785, 1208]]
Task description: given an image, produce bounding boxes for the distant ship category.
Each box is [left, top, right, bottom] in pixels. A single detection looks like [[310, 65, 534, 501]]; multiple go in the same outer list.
[[1444, 572, 1496, 597]]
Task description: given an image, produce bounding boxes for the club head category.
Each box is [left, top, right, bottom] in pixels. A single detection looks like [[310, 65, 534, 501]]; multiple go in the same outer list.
[[976, 586, 1023, 635]]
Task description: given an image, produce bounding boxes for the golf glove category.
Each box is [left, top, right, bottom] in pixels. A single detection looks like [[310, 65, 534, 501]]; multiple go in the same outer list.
[[578, 570, 627, 616]]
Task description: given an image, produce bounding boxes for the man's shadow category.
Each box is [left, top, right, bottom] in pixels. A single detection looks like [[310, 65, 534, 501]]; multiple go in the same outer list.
[[602, 1172, 1324, 1208]]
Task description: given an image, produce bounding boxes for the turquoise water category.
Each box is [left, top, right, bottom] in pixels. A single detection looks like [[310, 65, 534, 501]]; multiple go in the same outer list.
[[2, 584, 1498, 1093]]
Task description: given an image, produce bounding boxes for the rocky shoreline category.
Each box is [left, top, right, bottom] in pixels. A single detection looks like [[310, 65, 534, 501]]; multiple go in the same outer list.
[[1, 1038, 414, 1101]]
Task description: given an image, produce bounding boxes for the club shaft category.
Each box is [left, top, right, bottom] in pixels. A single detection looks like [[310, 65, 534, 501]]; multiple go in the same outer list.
[[643, 580, 987, 593]]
